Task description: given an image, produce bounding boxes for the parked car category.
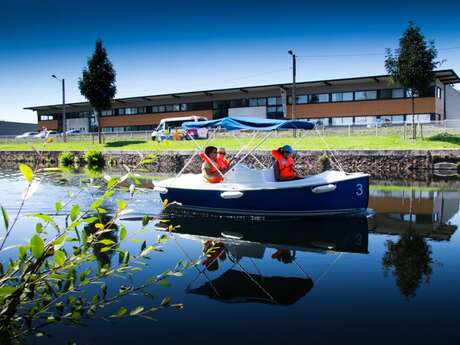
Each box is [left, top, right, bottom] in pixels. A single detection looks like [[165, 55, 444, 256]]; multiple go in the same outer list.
[[151, 116, 208, 141], [65, 129, 84, 135], [34, 130, 60, 139], [366, 119, 389, 128], [15, 132, 38, 139]]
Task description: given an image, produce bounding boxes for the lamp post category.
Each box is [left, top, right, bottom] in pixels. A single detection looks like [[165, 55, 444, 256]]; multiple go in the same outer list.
[[51, 75, 66, 142], [288, 49, 296, 121]]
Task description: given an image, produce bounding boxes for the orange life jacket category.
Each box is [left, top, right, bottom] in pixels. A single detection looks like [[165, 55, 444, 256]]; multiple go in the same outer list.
[[216, 154, 229, 171], [271, 149, 296, 178], [199, 152, 224, 183]]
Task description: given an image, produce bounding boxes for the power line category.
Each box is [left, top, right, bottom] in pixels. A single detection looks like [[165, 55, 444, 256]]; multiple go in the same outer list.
[[297, 45, 460, 58]]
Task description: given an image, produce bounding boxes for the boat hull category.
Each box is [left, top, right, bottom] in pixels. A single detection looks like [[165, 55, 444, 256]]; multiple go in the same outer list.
[[159, 175, 369, 216]]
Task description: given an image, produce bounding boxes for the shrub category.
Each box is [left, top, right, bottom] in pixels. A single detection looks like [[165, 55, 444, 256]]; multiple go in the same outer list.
[[84, 150, 105, 169], [59, 152, 76, 167]]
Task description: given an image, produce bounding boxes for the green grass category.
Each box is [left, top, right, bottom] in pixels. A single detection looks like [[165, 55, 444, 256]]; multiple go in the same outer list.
[[2, 134, 460, 152]]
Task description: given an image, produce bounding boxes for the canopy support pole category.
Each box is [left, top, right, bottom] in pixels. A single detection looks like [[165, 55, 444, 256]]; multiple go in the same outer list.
[[225, 130, 274, 176], [232, 130, 267, 169]]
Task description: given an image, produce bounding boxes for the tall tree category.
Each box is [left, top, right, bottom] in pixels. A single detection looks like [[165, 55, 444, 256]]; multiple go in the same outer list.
[[385, 21, 439, 139], [79, 39, 116, 144]]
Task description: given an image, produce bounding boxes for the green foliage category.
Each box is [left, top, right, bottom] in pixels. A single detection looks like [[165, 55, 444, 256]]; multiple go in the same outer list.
[[59, 152, 76, 167], [385, 21, 439, 96], [0, 155, 193, 342], [84, 150, 106, 169]]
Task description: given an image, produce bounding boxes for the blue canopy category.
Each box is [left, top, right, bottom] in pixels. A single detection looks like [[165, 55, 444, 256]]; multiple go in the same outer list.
[[181, 116, 315, 131]]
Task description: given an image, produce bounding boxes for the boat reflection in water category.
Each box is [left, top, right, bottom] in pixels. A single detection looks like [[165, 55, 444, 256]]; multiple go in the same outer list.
[[157, 211, 371, 305]]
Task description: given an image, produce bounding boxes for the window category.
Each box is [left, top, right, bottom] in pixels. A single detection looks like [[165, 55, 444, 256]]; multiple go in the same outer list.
[[355, 90, 377, 100], [158, 105, 165, 112], [354, 117, 367, 125], [125, 107, 138, 115], [40, 115, 54, 121], [165, 104, 174, 112], [392, 89, 404, 98], [116, 108, 126, 115], [137, 107, 146, 114], [331, 92, 352, 102], [318, 93, 329, 103], [267, 97, 277, 106], [249, 98, 258, 107], [172, 104, 180, 112], [379, 89, 392, 99], [101, 110, 113, 116], [257, 98, 266, 106], [180, 103, 188, 111], [297, 95, 308, 104]]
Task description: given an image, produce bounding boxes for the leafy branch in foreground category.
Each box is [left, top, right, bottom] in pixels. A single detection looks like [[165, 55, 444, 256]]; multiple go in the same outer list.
[[0, 153, 192, 344]]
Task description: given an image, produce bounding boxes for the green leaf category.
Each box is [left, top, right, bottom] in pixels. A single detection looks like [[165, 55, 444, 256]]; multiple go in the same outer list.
[[55, 201, 63, 212], [1, 205, 9, 231], [100, 247, 113, 253], [142, 214, 149, 227], [98, 239, 115, 246], [18, 163, 33, 182], [128, 238, 142, 243], [30, 234, 44, 258], [120, 226, 127, 241], [140, 246, 156, 257], [130, 306, 144, 316], [0, 286, 17, 296], [83, 217, 98, 223], [117, 199, 127, 211], [158, 234, 168, 244], [54, 249, 66, 267], [107, 177, 118, 189], [35, 223, 43, 233], [115, 306, 127, 317], [89, 198, 104, 210], [70, 204, 80, 222]]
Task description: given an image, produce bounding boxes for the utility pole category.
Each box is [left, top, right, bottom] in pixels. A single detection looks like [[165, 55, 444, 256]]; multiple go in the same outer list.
[[52, 75, 66, 142], [288, 49, 296, 120]]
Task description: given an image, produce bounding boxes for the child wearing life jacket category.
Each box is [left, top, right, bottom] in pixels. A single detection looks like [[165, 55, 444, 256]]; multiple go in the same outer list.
[[200, 146, 224, 183], [271, 145, 301, 181], [216, 147, 230, 173]]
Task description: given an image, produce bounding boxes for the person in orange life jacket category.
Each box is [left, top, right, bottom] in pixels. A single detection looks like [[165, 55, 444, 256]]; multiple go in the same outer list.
[[201, 146, 224, 183], [272, 145, 301, 181], [216, 147, 230, 173]]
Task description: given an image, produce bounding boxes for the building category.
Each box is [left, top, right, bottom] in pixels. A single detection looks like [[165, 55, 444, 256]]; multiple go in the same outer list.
[[0, 121, 37, 136], [25, 69, 460, 133]]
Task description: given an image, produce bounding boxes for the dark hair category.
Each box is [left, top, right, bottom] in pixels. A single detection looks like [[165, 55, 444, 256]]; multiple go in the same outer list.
[[204, 146, 217, 156]]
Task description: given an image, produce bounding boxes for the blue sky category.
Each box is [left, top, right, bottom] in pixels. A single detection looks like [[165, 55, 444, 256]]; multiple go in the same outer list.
[[1, 0, 459, 123]]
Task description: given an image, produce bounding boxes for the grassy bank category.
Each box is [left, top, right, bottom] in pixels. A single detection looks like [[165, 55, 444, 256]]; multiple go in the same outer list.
[[1, 134, 460, 151]]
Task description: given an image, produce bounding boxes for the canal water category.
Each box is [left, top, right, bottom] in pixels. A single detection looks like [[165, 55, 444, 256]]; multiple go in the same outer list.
[[0, 169, 459, 345]]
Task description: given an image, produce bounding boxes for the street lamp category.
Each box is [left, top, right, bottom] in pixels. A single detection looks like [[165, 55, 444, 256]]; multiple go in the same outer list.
[[288, 49, 296, 121], [51, 74, 66, 142]]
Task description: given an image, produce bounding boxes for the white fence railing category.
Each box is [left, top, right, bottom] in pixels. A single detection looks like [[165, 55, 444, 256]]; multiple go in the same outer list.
[[1, 120, 460, 144]]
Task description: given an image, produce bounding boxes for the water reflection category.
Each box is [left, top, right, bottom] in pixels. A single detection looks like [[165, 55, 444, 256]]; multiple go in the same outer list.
[[157, 213, 371, 305]]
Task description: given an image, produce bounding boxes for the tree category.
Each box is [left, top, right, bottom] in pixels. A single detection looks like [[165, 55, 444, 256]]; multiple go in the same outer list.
[[79, 39, 116, 144], [385, 21, 439, 139]]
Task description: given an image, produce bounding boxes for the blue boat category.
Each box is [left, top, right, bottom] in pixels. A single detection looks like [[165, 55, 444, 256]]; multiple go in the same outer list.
[[154, 117, 369, 216]]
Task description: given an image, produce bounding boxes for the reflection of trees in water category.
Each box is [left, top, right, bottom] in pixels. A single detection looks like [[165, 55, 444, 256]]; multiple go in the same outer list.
[[84, 216, 119, 270], [382, 231, 433, 299]]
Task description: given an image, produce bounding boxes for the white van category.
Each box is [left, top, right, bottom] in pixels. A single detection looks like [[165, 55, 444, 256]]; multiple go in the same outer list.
[[151, 116, 208, 141]]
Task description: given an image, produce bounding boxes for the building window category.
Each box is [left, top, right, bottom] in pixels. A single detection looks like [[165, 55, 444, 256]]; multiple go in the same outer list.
[[379, 89, 392, 99], [125, 107, 138, 115], [137, 107, 146, 114], [318, 93, 329, 103], [101, 110, 113, 116], [40, 115, 54, 121], [331, 92, 353, 102], [297, 95, 308, 104], [355, 90, 377, 100], [173, 104, 180, 112], [267, 97, 277, 106], [392, 88, 404, 98], [181, 103, 188, 111]]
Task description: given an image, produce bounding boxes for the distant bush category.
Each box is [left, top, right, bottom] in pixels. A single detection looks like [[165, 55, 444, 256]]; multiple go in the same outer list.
[[84, 150, 105, 169], [59, 152, 76, 167]]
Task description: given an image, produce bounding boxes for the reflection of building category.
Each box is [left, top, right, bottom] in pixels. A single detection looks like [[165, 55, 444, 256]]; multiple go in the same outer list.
[[369, 189, 459, 240]]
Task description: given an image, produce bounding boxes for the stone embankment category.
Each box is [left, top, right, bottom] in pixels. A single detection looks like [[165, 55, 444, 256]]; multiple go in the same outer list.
[[0, 150, 459, 180]]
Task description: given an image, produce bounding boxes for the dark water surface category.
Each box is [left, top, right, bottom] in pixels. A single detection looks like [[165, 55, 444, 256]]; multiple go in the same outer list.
[[0, 169, 459, 345]]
